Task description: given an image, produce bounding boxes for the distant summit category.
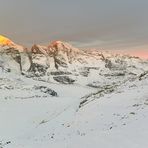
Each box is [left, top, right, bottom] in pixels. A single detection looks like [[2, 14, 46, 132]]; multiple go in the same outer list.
[[0, 35, 14, 46], [48, 40, 81, 53]]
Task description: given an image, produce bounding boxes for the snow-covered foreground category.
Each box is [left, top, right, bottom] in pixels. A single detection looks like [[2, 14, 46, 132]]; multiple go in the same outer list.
[[0, 72, 148, 148]]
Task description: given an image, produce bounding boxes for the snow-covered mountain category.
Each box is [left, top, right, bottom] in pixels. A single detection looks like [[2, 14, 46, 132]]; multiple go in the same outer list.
[[0, 35, 148, 148], [0, 35, 30, 73], [1, 35, 147, 85]]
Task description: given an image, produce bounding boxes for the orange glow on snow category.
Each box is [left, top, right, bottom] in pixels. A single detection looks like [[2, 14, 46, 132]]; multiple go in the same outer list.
[[0, 35, 14, 46]]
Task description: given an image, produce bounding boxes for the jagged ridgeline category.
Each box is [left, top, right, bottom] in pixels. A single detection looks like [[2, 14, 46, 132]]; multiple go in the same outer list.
[[0, 35, 148, 85]]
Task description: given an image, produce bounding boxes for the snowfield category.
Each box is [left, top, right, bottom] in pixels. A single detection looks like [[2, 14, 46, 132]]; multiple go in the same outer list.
[[0, 70, 148, 148], [0, 37, 148, 148]]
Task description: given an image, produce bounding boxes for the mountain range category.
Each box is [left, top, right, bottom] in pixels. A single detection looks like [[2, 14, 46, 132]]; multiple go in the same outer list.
[[0, 35, 147, 83]]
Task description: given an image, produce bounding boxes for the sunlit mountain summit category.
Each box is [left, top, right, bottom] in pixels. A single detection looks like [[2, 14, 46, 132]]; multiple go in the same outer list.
[[0, 35, 14, 46]]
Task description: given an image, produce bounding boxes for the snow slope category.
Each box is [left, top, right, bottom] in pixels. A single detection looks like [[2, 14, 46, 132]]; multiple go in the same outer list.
[[0, 67, 148, 148]]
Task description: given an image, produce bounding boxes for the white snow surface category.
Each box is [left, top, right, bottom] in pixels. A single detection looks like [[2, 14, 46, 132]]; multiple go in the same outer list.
[[0, 67, 148, 148]]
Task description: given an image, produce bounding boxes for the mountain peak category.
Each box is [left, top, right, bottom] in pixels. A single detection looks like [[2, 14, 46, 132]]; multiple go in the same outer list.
[[49, 40, 72, 49], [51, 40, 65, 45], [0, 35, 14, 46], [48, 40, 81, 55]]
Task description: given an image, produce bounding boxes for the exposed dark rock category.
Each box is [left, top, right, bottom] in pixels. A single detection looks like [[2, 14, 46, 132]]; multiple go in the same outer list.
[[105, 59, 112, 69], [3, 47, 22, 71], [53, 76, 75, 84], [0, 141, 11, 148], [34, 86, 58, 96], [104, 72, 125, 77], [50, 71, 71, 75], [29, 63, 48, 77], [139, 71, 148, 80], [79, 84, 118, 108], [54, 57, 68, 68], [79, 69, 89, 77]]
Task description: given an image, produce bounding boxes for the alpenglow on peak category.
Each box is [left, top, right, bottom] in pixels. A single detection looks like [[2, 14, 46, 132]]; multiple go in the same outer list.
[[0, 35, 14, 46]]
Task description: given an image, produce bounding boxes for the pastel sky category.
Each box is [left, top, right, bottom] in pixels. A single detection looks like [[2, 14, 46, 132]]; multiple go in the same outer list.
[[0, 0, 148, 58]]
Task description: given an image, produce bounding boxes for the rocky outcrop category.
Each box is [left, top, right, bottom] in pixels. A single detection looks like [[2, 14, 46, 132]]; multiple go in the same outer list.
[[53, 76, 75, 84], [34, 86, 58, 96], [139, 71, 148, 80], [0, 45, 31, 73]]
